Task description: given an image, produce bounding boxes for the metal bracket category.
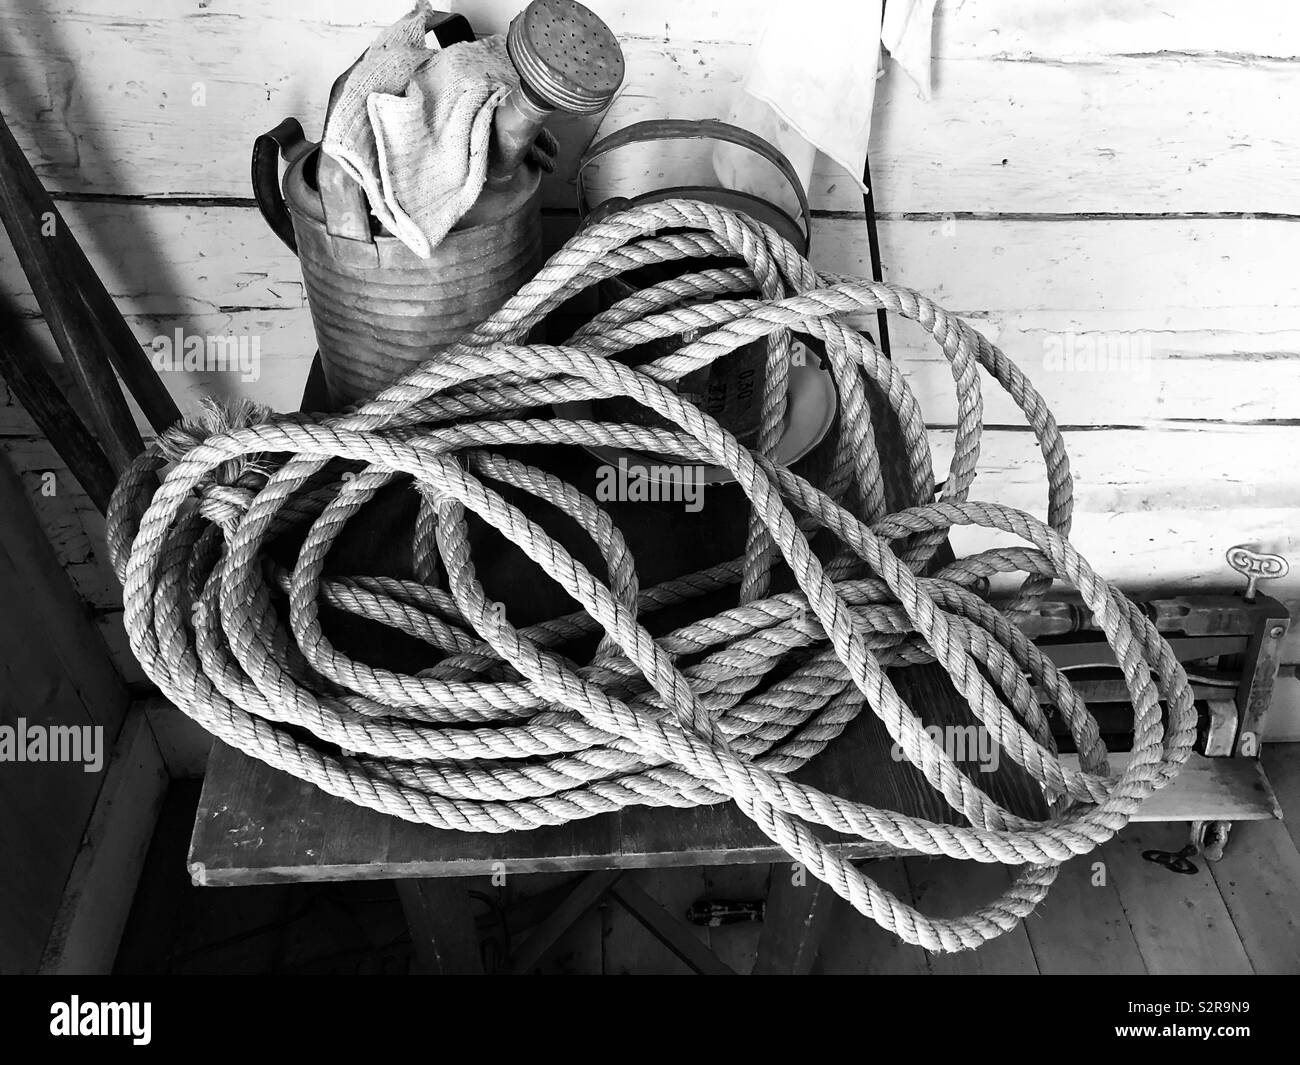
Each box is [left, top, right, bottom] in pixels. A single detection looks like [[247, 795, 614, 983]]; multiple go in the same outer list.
[[1203, 699, 1239, 757], [1191, 819, 1232, 861], [686, 898, 765, 927]]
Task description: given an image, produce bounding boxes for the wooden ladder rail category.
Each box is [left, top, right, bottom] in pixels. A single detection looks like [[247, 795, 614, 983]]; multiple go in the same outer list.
[[0, 107, 180, 510]]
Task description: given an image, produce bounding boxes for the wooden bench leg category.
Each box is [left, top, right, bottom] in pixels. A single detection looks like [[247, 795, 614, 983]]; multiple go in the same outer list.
[[508, 869, 623, 974], [396, 878, 483, 974], [607, 875, 737, 975], [753, 866, 834, 974]]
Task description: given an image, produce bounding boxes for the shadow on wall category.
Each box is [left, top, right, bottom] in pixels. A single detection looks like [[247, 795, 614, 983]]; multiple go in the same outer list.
[[3, 0, 209, 408]]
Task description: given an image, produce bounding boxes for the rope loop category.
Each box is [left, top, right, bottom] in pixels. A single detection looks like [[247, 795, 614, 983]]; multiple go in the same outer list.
[[107, 198, 1194, 953]]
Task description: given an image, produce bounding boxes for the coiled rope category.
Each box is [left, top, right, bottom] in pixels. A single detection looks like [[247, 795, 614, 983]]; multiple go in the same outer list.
[[107, 198, 1195, 953]]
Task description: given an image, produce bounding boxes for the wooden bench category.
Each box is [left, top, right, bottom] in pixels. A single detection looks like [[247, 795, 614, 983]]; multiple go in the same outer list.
[[187, 359, 1289, 973]]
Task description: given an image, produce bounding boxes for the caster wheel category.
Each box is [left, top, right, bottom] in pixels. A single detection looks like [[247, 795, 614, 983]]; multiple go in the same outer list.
[[1190, 820, 1232, 862]]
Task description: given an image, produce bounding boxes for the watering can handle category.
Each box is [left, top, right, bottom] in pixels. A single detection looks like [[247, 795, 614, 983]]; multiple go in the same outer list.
[[576, 119, 813, 251], [251, 118, 313, 253]]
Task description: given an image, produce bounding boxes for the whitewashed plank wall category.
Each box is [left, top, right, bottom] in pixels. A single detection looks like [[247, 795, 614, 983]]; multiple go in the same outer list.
[[1, 0, 1298, 731]]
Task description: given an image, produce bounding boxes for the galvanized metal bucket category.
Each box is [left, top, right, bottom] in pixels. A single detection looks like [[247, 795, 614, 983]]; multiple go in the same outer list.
[[253, 121, 543, 410], [577, 119, 812, 446], [251, 2, 623, 411]]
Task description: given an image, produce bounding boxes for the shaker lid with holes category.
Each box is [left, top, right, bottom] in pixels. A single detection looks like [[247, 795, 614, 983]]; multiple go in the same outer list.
[[507, 0, 624, 114]]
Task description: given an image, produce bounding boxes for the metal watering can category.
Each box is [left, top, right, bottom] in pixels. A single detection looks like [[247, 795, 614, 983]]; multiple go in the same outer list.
[[252, 1, 625, 409]]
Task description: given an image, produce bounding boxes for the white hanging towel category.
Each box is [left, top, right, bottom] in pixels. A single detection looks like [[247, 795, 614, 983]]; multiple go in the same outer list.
[[882, 0, 940, 100], [714, 0, 938, 217]]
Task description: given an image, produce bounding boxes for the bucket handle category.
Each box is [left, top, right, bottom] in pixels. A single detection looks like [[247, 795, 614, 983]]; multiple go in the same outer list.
[[251, 118, 314, 254], [576, 118, 813, 251]]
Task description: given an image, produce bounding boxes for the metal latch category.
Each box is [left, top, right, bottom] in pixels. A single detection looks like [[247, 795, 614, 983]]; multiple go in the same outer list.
[[686, 899, 765, 926]]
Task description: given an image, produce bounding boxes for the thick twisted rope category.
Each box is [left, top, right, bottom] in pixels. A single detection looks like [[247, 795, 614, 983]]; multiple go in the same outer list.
[[107, 198, 1194, 953]]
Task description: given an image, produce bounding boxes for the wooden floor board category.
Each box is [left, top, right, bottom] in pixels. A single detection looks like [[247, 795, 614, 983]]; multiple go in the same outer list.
[[1207, 817, 1300, 974], [902, 858, 1041, 974], [1106, 823, 1252, 975], [814, 859, 932, 975], [1022, 854, 1146, 975], [1262, 744, 1300, 854]]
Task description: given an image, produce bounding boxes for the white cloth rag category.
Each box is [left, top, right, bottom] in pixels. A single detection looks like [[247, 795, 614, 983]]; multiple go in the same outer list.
[[322, 1, 554, 259], [713, 0, 937, 216]]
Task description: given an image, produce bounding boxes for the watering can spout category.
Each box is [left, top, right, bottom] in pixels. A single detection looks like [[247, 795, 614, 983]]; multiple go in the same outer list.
[[490, 0, 624, 178]]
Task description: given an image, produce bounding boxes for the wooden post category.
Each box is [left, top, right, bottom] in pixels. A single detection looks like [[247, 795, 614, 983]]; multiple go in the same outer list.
[[753, 867, 834, 975], [0, 448, 135, 972], [396, 878, 485, 975]]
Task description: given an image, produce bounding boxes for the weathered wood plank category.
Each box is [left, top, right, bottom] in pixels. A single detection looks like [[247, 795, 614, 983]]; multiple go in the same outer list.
[[1106, 822, 1253, 974], [12, 0, 1300, 60], [585, 55, 1300, 216], [184, 723, 1291, 889], [38, 705, 168, 974], [1261, 743, 1300, 851], [752, 868, 834, 975], [10, 380, 1300, 663], [1206, 817, 1300, 974], [927, 0, 1300, 60], [0, 435, 137, 685], [0, 449, 126, 728], [1021, 853, 1146, 975], [1060, 753, 1280, 824], [902, 858, 1040, 973], [813, 859, 932, 974], [0, 439, 119, 609], [461, 0, 1300, 59], [0, 112, 146, 477], [11, 354, 1300, 651], [0, 318, 119, 512], [13, 309, 1299, 434], [5, 207, 1295, 335], [4, 2, 1298, 212], [395, 878, 484, 974], [96, 609, 148, 690], [0, 540, 104, 974], [189, 682, 1024, 885]]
